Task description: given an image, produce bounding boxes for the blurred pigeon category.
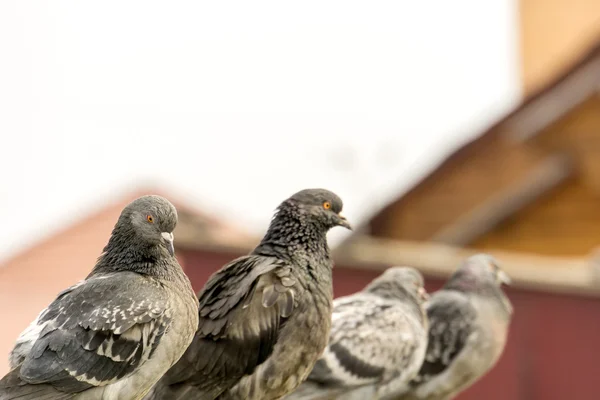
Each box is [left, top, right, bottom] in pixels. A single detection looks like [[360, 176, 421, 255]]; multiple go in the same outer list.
[[400, 254, 513, 400], [0, 195, 199, 400], [146, 189, 351, 400], [285, 267, 429, 400]]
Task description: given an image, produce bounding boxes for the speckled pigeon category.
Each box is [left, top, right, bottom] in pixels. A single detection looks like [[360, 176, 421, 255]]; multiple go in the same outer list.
[[285, 266, 429, 400], [0, 195, 199, 400], [399, 254, 513, 400], [145, 189, 352, 400]]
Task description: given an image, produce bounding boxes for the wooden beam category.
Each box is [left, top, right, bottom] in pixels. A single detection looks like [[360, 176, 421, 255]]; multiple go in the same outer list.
[[333, 235, 600, 298], [507, 55, 600, 142], [429, 154, 574, 247]]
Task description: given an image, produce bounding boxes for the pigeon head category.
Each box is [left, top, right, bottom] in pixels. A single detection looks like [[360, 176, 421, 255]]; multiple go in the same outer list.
[[103, 195, 178, 258], [92, 195, 180, 277], [121, 195, 178, 256], [284, 188, 351, 231], [445, 254, 511, 294], [365, 266, 429, 304]]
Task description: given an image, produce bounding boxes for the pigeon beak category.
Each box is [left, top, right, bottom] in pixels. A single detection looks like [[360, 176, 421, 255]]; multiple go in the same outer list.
[[497, 270, 511, 286], [418, 286, 429, 301], [336, 213, 352, 230], [161, 232, 175, 256]]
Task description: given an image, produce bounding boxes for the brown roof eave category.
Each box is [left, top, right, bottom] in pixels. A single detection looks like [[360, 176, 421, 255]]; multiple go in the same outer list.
[[334, 235, 600, 298], [365, 38, 600, 230]]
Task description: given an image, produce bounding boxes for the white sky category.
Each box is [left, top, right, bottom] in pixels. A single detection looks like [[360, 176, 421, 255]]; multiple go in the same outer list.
[[0, 1, 520, 263]]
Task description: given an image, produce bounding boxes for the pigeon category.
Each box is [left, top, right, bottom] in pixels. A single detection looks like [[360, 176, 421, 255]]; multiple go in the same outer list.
[[0, 195, 199, 400], [285, 266, 429, 400], [145, 188, 352, 400], [399, 254, 513, 400]]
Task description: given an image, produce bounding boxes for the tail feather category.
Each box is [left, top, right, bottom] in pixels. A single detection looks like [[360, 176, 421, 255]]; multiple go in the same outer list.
[[0, 367, 74, 400]]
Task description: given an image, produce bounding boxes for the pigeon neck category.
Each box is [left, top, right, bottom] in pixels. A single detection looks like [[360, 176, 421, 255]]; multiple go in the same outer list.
[[90, 222, 179, 280], [445, 274, 507, 301], [366, 284, 425, 321], [366, 281, 408, 300], [255, 203, 330, 260]]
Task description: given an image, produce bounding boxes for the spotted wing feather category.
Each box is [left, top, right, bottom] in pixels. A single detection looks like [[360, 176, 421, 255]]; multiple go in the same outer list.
[[411, 291, 476, 385], [309, 295, 421, 389], [1, 272, 170, 395]]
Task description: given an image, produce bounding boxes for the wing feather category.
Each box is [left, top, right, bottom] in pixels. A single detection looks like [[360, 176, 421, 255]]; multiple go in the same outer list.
[[411, 291, 476, 385], [2, 272, 171, 395], [310, 294, 422, 388], [149, 255, 298, 399]]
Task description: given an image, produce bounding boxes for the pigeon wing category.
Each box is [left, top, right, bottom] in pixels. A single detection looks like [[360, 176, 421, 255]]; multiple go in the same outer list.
[[310, 295, 421, 388], [3, 272, 170, 394], [412, 291, 477, 385], [154, 254, 297, 397]]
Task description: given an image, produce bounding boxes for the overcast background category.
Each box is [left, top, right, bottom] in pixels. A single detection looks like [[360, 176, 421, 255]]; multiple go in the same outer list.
[[0, 1, 520, 262]]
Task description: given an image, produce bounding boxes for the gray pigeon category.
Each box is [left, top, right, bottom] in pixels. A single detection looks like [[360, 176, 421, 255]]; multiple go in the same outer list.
[[0, 195, 199, 400], [285, 267, 429, 400], [145, 189, 351, 400], [399, 254, 513, 400]]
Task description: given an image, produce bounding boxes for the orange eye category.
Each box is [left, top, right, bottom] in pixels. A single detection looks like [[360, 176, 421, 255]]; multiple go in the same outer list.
[[323, 201, 331, 210], [147, 215, 154, 223]]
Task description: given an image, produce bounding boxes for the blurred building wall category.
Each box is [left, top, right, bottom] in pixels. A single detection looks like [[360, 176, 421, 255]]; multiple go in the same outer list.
[[519, 0, 600, 94], [180, 248, 600, 400]]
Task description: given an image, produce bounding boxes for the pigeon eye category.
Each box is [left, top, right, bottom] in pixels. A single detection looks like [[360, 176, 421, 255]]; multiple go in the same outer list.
[[147, 215, 154, 223], [323, 201, 331, 210]]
